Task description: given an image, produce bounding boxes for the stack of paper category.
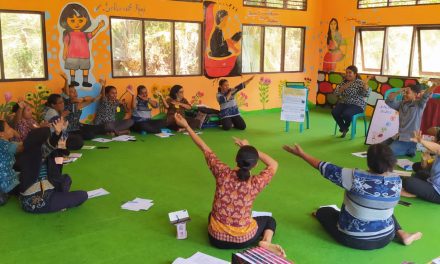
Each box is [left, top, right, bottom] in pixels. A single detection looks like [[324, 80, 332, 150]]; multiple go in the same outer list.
[[92, 138, 113, 143], [397, 159, 414, 171], [87, 188, 110, 199], [172, 252, 229, 264], [112, 135, 136, 142], [169, 209, 190, 224], [121, 198, 154, 211], [63, 153, 83, 164], [155, 132, 175, 138]]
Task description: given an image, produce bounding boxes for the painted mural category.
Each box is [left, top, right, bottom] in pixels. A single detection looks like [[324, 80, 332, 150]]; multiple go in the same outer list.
[[58, 2, 107, 121], [203, 1, 242, 78], [316, 71, 419, 115], [322, 18, 346, 72]]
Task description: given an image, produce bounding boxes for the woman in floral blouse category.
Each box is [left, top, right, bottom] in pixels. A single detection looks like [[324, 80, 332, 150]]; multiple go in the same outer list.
[[332, 65, 371, 138], [174, 113, 286, 257]]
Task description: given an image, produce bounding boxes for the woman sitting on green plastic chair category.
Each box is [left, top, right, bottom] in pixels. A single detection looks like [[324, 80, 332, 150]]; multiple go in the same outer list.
[[332, 65, 372, 138]]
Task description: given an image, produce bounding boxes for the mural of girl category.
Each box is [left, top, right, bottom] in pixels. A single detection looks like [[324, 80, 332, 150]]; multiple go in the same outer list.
[[59, 3, 105, 87], [322, 18, 346, 72]]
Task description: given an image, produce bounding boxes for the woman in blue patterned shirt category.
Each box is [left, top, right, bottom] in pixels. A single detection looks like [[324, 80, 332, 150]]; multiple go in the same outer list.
[[332, 65, 371, 138], [284, 143, 422, 249], [217, 76, 254, 131]]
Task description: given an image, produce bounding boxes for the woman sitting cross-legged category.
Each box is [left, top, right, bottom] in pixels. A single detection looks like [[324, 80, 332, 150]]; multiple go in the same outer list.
[[174, 113, 286, 257], [18, 119, 88, 213], [284, 143, 422, 250], [129, 85, 167, 134]]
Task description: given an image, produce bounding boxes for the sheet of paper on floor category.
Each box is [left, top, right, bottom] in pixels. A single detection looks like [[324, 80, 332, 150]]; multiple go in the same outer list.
[[352, 151, 367, 158], [155, 132, 174, 138], [92, 138, 113, 143], [87, 188, 110, 199], [82, 145, 96, 150], [172, 252, 229, 264], [397, 159, 414, 171], [252, 211, 272, 217], [112, 135, 136, 142], [121, 198, 154, 211]]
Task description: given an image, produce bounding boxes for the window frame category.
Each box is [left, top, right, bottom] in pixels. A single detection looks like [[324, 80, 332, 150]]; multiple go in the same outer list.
[[242, 24, 305, 74], [353, 24, 440, 77], [0, 9, 48, 82], [358, 0, 440, 9], [243, 0, 307, 11], [110, 16, 203, 78]]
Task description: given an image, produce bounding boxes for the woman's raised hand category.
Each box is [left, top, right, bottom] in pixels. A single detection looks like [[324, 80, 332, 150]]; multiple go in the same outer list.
[[233, 137, 249, 147], [410, 130, 423, 143], [283, 143, 304, 156]]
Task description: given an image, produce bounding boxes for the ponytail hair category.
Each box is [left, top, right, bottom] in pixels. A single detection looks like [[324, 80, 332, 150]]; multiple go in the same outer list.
[[235, 145, 259, 181], [218, 79, 228, 93]]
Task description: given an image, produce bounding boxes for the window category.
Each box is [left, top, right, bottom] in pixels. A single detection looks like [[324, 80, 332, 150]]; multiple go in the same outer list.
[[244, 0, 307, 10], [354, 26, 440, 77], [242, 25, 304, 73], [110, 17, 202, 77], [358, 0, 440, 8], [0, 11, 47, 81]]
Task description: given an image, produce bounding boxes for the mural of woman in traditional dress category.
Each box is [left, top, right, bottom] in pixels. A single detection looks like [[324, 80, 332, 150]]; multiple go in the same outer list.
[[322, 18, 346, 72]]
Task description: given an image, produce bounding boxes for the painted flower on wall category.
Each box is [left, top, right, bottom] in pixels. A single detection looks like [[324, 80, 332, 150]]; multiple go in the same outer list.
[[191, 91, 205, 106], [258, 77, 271, 109], [235, 91, 248, 109], [0, 92, 16, 121], [25, 84, 51, 122]]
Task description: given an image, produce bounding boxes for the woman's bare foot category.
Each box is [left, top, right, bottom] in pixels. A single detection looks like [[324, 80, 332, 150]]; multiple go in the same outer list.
[[259, 241, 286, 258], [401, 189, 417, 198], [398, 230, 423, 246]]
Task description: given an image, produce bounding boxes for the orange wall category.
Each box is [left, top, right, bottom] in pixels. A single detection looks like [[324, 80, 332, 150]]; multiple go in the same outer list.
[[0, 0, 323, 112], [318, 0, 440, 73]]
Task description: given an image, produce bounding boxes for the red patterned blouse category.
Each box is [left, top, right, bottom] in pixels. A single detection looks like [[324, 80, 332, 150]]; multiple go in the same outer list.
[[204, 150, 275, 243]]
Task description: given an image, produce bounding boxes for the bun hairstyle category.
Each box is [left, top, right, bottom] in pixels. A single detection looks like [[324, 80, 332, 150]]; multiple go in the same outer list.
[[235, 145, 259, 181]]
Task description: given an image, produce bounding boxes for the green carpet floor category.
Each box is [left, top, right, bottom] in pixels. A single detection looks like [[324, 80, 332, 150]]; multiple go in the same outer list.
[[1, 108, 439, 264]]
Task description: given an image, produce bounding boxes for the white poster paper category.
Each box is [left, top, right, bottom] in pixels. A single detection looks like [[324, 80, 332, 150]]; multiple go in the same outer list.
[[281, 87, 307, 122], [366, 99, 399, 145]]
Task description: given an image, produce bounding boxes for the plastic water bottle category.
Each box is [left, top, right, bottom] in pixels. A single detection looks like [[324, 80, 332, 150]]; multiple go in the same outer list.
[[141, 131, 147, 136]]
